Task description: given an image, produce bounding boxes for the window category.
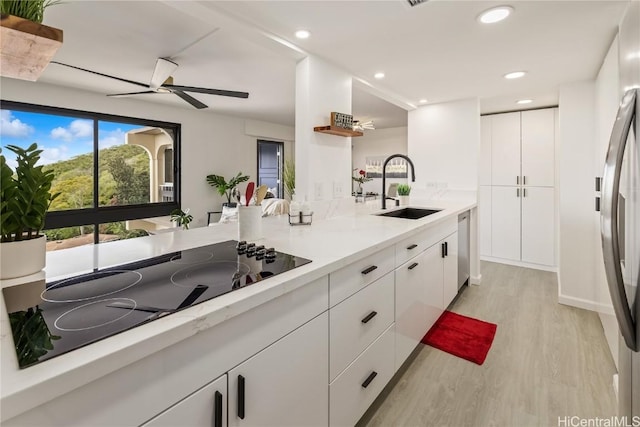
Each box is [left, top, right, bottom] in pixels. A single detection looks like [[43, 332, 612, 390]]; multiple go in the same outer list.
[[1, 101, 181, 250]]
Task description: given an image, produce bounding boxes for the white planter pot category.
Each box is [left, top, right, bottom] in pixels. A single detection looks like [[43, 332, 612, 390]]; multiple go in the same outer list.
[[0, 235, 46, 280], [398, 195, 410, 206]]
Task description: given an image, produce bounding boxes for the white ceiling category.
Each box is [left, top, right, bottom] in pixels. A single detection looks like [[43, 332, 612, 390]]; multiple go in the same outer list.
[[33, 0, 629, 128]]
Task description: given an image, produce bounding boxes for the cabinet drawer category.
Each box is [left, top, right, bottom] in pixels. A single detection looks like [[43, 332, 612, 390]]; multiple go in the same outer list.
[[329, 246, 394, 307], [330, 272, 394, 381], [329, 325, 395, 427], [394, 218, 458, 267]]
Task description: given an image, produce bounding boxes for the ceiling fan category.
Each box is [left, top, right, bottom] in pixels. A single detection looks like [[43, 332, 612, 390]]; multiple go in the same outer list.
[[50, 58, 249, 110]]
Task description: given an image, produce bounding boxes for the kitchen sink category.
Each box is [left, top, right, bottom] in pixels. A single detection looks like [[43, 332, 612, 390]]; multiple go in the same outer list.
[[376, 207, 442, 220]]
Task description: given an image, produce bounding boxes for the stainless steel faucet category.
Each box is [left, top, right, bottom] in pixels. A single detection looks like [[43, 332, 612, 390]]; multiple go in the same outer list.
[[382, 154, 416, 209]]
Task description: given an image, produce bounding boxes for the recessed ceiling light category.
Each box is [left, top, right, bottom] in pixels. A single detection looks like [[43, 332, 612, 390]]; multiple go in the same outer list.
[[374, 72, 385, 79], [504, 71, 526, 79], [517, 99, 533, 104], [295, 30, 310, 39], [419, 99, 428, 104], [478, 6, 514, 24]]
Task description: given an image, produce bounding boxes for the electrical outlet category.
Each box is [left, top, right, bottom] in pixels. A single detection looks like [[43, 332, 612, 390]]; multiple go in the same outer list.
[[314, 182, 324, 200], [437, 182, 448, 189], [427, 182, 437, 188], [333, 181, 343, 198]]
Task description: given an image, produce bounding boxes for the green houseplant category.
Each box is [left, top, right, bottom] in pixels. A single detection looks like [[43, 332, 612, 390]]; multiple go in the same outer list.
[[396, 183, 411, 206], [206, 172, 249, 207], [170, 208, 193, 230], [0, 0, 60, 24], [1, 143, 59, 279]]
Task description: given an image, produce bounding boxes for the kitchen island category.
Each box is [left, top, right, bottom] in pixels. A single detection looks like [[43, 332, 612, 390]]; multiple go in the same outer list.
[[1, 199, 477, 426]]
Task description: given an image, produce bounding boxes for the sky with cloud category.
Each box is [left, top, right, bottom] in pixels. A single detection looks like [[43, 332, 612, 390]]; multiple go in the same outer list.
[[1, 109, 138, 168]]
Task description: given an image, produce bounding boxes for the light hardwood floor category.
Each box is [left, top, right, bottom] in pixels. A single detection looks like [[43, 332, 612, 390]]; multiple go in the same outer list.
[[357, 261, 618, 427]]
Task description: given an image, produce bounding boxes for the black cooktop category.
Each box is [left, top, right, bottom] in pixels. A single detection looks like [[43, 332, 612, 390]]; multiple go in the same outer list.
[[3, 240, 311, 369]]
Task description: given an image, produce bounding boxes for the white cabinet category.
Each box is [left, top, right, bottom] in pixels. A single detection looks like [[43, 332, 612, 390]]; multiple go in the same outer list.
[[143, 375, 227, 427], [481, 108, 556, 268], [491, 186, 521, 261], [521, 187, 555, 266], [423, 242, 444, 334], [521, 108, 555, 187], [490, 112, 521, 186], [395, 251, 430, 370], [228, 312, 328, 427], [442, 232, 458, 308]]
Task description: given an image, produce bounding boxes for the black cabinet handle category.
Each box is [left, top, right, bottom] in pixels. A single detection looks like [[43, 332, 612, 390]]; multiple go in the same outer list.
[[408, 262, 418, 270], [596, 197, 601, 212], [444, 241, 448, 257], [362, 371, 378, 388], [441, 243, 445, 258], [237, 375, 245, 419], [214, 391, 223, 427], [361, 311, 378, 324], [406, 244, 418, 250], [361, 265, 378, 275]]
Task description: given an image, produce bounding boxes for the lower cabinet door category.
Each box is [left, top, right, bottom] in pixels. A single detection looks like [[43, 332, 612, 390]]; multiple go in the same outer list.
[[330, 325, 395, 427], [143, 374, 227, 427], [521, 186, 555, 266], [442, 232, 458, 309], [423, 243, 444, 332], [395, 252, 429, 371], [491, 186, 521, 261], [227, 312, 329, 427]]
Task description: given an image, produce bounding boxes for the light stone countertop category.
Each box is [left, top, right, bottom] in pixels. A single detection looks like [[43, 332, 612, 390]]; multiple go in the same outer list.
[[0, 197, 476, 422]]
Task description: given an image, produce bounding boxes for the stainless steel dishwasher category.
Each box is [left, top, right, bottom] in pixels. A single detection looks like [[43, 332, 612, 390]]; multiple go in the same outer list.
[[458, 211, 470, 289]]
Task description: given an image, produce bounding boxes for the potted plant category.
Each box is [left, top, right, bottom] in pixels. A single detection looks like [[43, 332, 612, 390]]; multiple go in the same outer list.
[[170, 208, 193, 230], [397, 184, 411, 206], [1, 143, 60, 279], [206, 172, 250, 207], [0, 0, 63, 81]]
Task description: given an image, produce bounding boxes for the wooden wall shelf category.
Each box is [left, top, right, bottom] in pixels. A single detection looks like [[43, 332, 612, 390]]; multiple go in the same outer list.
[[313, 126, 363, 137], [1, 14, 63, 81]]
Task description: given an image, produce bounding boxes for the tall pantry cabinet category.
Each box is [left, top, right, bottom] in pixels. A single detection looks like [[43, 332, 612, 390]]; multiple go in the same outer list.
[[479, 108, 556, 268]]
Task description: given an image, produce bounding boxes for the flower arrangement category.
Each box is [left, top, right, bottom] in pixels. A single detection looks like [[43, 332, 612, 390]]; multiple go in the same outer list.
[[352, 168, 372, 185]]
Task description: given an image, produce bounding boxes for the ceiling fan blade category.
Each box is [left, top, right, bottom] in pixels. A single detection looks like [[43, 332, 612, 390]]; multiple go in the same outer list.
[[50, 61, 149, 88], [172, 90, 208, 109], [107, 91, 157, 97], [150, 58, 178, 90], [163, 84, 249, 99]]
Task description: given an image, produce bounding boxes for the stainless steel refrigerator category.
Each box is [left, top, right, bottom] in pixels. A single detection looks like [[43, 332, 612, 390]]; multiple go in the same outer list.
[[601, 1, 639, 418]]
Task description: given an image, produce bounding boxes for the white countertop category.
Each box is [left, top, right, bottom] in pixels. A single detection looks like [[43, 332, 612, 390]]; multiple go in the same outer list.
[[0, 198, 475, 422]]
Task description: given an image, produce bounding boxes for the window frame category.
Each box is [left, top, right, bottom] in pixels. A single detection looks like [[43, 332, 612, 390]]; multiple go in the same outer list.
[[0, 100, 181, 235]]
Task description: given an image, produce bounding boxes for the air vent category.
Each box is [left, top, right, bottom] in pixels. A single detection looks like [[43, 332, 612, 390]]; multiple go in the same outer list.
[[407, 0, 429, 6]]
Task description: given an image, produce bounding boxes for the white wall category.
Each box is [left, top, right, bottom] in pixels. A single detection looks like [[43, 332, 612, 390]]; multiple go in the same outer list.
[[558, 81, 609, 311], [0, 78, 294, 227], [351, 126, 407, 195], [407, 98, 480, 194], [594, 36, 620, 369], [295, 56, 352, 203]]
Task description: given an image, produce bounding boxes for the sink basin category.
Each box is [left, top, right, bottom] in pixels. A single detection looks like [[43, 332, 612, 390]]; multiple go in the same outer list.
[[376, 207, 442, 220]]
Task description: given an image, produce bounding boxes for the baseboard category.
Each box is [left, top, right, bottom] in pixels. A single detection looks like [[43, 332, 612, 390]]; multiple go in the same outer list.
[[558, 294, 616, 315], [480, 256, 557, 272], [470, 274, 481, 285]]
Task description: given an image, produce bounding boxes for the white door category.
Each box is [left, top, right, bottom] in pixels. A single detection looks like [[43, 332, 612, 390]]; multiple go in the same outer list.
[[521, 108, 555, 187], [442, 232, 459, 308], [479, 115, 492, 185], [479, 186, 492, 257], [228, 313, 328, 427], [491, 112, 521, 186], [491, 186, 521, 261], [521, 187, 555, 266], [143, 375, 227, 427], [423, 243, 444, 331], [395, 252, 428, 371]]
